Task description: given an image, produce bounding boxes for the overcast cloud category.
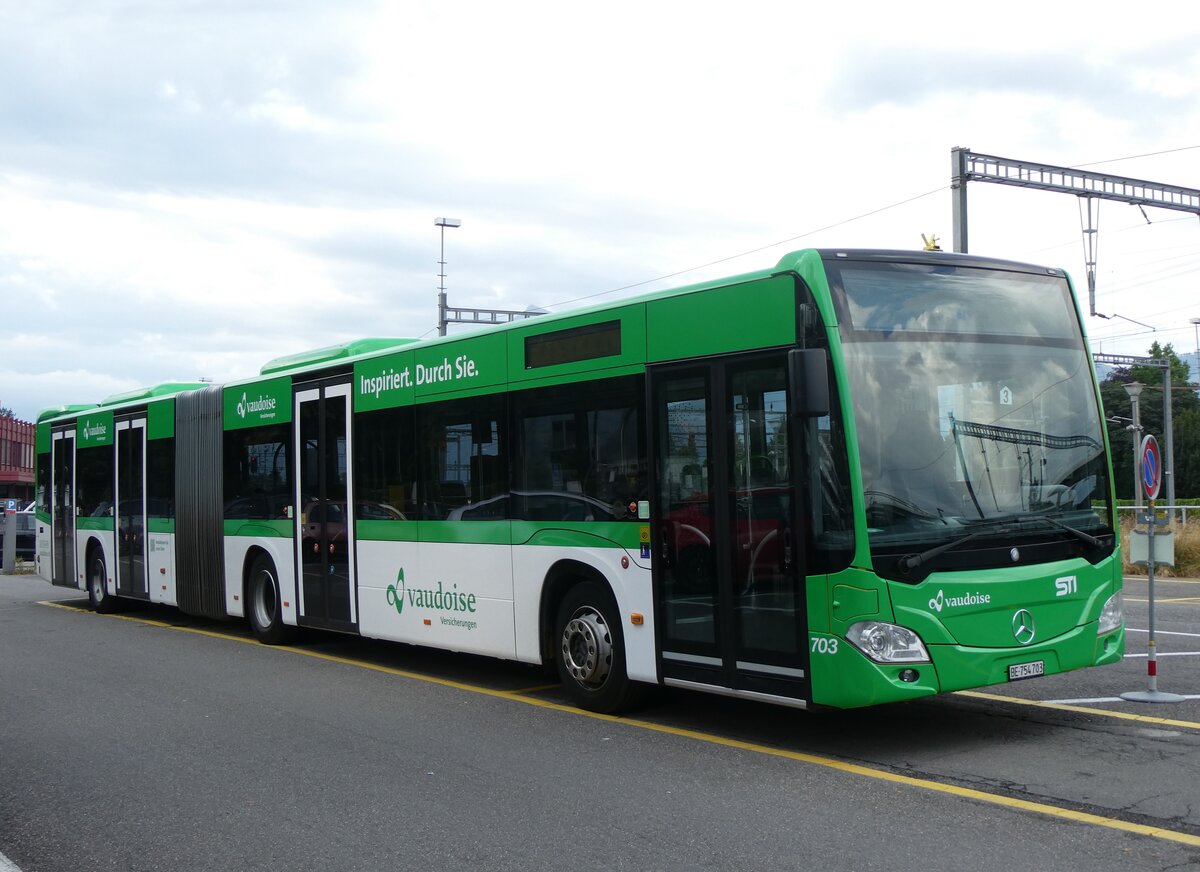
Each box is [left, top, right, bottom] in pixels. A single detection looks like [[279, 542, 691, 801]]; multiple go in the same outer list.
[[3, 1, 1200, 421]]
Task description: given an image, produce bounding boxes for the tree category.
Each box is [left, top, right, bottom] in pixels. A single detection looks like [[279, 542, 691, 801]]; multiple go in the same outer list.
[[1131, 341, 1193, 396], [0, 403, 13, 418], [1101, 341, 1200, 500]]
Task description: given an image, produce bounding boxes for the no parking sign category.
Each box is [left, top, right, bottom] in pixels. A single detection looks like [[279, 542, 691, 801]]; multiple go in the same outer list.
[[1140, 434, 1162, 502]]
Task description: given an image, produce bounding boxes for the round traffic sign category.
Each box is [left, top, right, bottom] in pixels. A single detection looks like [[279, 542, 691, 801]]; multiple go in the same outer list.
[[1140, 434, 1162, 501]]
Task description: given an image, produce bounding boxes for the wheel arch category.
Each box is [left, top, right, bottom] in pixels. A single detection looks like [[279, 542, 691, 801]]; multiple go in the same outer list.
[[538, 559, 616, 667], [84, 535, 108, 582], [240, 545, 276, 608]]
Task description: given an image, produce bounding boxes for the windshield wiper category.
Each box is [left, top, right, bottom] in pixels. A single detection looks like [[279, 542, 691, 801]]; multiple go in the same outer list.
[[1022, 514, 1103, 548], [896, 514, 1105, 575], [896, 523, 1010, 575]]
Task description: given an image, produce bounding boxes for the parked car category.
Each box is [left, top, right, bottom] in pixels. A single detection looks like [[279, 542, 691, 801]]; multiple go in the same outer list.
[[0, 510, 36, 562], [446, 490, 623, 522]]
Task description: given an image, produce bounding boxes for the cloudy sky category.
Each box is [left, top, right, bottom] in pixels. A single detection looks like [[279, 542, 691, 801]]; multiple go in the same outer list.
[[3, 1, 1200, 421]]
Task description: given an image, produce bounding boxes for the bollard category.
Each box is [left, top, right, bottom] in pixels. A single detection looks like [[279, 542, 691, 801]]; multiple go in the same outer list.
[[2, 509, 15, 574]]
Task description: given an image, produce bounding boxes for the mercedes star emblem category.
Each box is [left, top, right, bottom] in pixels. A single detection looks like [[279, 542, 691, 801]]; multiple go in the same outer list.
[[1012, 609, 1036, 645]]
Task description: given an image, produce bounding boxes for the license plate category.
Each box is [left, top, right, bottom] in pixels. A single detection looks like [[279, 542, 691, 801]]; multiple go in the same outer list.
[[1008, 660, 1045, 681]]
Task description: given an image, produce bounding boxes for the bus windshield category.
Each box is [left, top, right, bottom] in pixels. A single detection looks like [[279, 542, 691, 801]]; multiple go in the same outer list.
[[827, 259, 1113, 574]]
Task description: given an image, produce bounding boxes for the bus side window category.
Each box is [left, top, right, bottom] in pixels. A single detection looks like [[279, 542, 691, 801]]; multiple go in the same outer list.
[[417, 396, 507, 521], [513, 375, 646, 522], [352, 406, 415, 522]]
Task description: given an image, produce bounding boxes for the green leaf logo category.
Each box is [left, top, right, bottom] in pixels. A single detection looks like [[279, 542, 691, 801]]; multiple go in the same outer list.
[[386, 567, 405, 615]]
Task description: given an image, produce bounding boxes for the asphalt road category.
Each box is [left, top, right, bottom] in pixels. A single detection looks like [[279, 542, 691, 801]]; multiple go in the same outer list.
[[2, 570, 1199, 871]]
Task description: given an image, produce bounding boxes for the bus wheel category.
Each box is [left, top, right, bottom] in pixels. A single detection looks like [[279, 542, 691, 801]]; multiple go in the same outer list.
[[555, 581, 642, 714], [87, 550, 117, 613], [248, 555, 295, 645]]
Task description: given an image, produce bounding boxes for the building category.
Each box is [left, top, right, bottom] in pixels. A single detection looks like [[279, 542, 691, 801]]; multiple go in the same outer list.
[[0, 416, 35, 507]]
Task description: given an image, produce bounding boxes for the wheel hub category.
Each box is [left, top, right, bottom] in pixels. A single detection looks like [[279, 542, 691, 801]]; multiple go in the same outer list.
[[89, 561, 105, 602], [561, 608, 613, 688], [253, 571, 277, 628]]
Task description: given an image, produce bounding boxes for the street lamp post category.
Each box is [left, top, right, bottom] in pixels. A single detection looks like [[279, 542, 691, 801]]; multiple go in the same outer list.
[[1191, 317, 1200, 395], [433, 217, 546, 334], [435, 217, 462, 337], [1123, 382, 1144, 508]]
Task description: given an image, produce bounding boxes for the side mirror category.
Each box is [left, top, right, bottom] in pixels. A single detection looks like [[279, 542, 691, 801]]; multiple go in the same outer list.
[[788, 348, 830, 417]]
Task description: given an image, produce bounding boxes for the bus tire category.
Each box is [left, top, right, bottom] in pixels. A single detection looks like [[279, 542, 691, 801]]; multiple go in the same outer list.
[[555, 580, 644, 714], [87, 548, 117, 613], [247, 554, 295, 645]]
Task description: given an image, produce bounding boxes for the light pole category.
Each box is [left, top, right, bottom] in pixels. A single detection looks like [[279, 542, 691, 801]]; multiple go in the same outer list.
[[433, 217, 546, 333], [1124, 382, 1144, 508], [1191, 317, 1200, 395], [435, 217, 461, 337]]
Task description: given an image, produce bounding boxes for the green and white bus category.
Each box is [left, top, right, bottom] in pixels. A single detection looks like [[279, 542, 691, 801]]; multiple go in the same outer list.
[[34, 248, 1124, 712]]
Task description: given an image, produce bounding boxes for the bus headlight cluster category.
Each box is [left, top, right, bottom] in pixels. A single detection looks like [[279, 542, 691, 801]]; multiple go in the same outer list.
[[846, 621, 930, 664], [1098, 591, 1123, 635]]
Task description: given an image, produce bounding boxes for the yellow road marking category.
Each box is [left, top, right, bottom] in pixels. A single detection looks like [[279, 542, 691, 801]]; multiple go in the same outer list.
[[39, 601, 1200, 849], [956, 690, 1200, 732], [1125, 597, 1200, 604], [511, 684, 560, 694]]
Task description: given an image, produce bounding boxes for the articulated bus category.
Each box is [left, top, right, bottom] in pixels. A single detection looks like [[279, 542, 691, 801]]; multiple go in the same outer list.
[[34, 249, 1124, 712]]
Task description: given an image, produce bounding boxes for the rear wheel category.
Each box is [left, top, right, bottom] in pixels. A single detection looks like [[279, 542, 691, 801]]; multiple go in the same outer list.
[[555, 580, 645, 714], [87, 549, 117, 613], [248, 555, 295, 644]]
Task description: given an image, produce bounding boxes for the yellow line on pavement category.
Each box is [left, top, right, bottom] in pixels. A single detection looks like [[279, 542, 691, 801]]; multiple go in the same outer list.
[[1125, 597, 1200, 604], [956, 690, 1200, 732], [39, 600, 1200, 849]]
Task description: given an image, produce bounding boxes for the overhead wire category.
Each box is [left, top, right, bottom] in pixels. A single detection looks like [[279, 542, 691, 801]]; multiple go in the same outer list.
[[1073, 144, 1200, 169], [418, 185, 948, 335], [425, 145, 1200, 338], [530, 185, 950, 312]]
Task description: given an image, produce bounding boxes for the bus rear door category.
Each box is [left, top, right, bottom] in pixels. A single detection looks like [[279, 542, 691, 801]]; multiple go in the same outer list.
[[293, 380, 358, 632], [115, 416, 149, 600], [51, 427, 76, 588]]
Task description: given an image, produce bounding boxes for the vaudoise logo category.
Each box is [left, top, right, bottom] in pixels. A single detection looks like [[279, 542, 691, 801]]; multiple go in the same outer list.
[[385, 566, 479, 632], [928, 589, 991, 612], [386, 568, 406, 615]]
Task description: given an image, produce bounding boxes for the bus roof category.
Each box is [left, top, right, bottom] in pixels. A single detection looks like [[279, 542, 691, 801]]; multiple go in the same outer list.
[[35, 247, 1068, 421]]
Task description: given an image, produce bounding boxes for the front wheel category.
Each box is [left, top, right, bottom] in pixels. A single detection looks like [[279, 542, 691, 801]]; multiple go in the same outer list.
[[247, 555, 295, 644], [87, 549, 117, 613], [555, 581, 645, 714]]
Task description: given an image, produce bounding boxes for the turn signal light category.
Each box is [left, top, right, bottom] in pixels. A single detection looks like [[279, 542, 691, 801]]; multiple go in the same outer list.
[[630, 613, 644, 625]]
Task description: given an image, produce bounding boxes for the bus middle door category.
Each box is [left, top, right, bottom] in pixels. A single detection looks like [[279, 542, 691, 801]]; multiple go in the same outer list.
[[650, 352, 811, 705]]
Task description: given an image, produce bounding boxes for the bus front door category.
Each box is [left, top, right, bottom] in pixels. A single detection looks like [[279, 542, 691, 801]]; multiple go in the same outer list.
[[115, 417, 148, 599], [650, 352, 810, 704], [294, 381, 357, 631], [51, 429, 76, 588]]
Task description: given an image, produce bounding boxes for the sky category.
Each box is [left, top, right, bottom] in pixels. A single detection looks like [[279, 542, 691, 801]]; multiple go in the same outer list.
[[3, 1, 1200, 422]]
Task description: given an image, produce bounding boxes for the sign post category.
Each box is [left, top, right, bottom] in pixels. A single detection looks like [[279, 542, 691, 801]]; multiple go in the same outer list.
[[2, 501, 15, 574], [1122, 434, 1184, 703]]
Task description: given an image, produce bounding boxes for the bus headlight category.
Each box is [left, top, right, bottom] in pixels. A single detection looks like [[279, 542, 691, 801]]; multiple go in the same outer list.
[[846, 621, 930, 663], [1098, 591, 1123, 635]]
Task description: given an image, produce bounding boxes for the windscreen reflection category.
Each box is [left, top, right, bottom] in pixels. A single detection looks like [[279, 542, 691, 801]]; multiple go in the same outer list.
[[831, 262, 1112, 554]]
